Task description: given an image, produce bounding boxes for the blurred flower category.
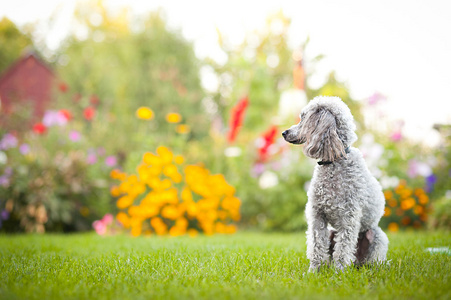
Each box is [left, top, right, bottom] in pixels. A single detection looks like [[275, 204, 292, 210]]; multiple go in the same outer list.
[[224, 146, 242, 157], [227, 96, 249, 143], [87, 153, 97, 165], [251, 163, 265, 177], [257, 125, 278, 162], [259, 170, 279, 189], [69, 130, 82, 142], [58, 82, 68, 93], [176, 124, 190, 134], [19, 144, 30, 155], [136, 107, 154, 120], [1, 210, 9, 220], [0, 151, 6, 164], [90, 95, 100, 106], [0, 175, 9, 187], [388, 222, 399, 232], [425, 174, 437, 193], [105, 156, 117, 167], [32, 123, 47, 134], [73, 93, 82, 102], [92, 220, 107, 235], [390, 130, 402, 142], [0, 133, 18, 150], [102, 213, 113, 225], [59, 109, 72, 121], [367, 92, 387, 105], [43, 110, 68, 127], [408, 159, 432, 178], [166, 112, 182, 123], [83, 107, 96, 121], [97, 147, 106, 156]]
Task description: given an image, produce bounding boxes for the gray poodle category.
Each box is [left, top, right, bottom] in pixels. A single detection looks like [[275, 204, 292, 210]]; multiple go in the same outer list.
[[282, 96, 388, 272]]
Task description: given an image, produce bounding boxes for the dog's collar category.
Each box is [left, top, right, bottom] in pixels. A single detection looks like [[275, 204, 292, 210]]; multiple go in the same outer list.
[[317, 147, 351, 166]]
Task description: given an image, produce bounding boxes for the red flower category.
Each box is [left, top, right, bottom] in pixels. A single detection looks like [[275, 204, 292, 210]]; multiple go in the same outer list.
[[59, 109, 72, 121], [32, 123, 47, 134], [58, 82, 69, 93], [227, 96, 249, 143], [83, 107, 96, 121], [258, 125, 278, 162], [90, 95, 100, 106]]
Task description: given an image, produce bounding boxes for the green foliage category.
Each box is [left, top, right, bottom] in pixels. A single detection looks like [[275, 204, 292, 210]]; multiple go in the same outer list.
[[1, 232, 450, 299], [429, 196, 451, 230], [0, 17, 33, 73]]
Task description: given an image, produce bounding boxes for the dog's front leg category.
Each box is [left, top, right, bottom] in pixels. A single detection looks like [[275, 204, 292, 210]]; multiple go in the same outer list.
[[305, 202, 330, 272], [332, 207, 362, 271]]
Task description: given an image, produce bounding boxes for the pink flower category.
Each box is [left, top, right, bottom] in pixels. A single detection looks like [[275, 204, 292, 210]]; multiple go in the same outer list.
[[87, 153, 97, 165], [0, 133, 18, 150], [105, 156, 117, 167], [19, 144, 30, 155], [43, 110, 67, 127], [69, 130, 82, 142], [102, 213, 113, 225], [92, 220, 107, 235], [390, 131, 402, 142]]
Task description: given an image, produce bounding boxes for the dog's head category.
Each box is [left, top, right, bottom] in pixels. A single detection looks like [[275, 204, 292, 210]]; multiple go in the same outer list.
[[282, 96, 357, 162]]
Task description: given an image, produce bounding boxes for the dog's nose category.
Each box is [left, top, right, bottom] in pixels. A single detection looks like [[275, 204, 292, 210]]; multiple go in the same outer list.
[[282, 130, 288, 138]]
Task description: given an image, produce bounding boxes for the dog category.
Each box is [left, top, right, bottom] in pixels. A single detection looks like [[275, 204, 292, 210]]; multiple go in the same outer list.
[[282, 96, 388, 272]]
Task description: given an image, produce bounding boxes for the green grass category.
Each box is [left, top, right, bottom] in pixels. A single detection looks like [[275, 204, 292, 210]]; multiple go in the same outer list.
[[0, 232, 450, 300]]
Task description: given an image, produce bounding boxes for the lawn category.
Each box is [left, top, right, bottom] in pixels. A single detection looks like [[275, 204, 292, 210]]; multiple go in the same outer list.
[[0, 232, 450, 300]]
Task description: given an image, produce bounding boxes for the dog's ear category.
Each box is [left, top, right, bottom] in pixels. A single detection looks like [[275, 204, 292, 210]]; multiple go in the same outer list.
[[303, 109, 346, 161]]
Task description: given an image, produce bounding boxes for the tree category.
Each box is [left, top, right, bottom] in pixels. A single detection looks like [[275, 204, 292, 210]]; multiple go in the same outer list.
[[0, 18, 33, 73]]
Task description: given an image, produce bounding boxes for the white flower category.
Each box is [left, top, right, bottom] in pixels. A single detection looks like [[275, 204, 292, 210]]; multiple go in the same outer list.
[[259, 171, 279, 189], [0, 151, 7, 164], [224, 147, 242, 157]]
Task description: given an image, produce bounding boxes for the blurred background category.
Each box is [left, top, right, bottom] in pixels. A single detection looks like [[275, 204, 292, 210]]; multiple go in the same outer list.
[[0, 0, 450, 235]]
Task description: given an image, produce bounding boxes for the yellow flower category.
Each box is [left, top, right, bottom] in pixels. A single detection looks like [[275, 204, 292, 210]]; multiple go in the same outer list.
[[157, 146, 174, 165], [136, 107, 154, 120], [161, 205, 180, 220], [176, 124, 190, 134], [174, 155, 184, 165], [117, 196, 134, 209], [401, 198, 415, 210], [187, 228, 198, 237], [414, 205, 424, 215], [110, 186, 121, 197], [383, 207, 391, 217], [166, 112, 182, 123], [116, 212, 130, 228], [383, 190, 393, 200], [419, 194, 429, 205], [388, 222, 399, 232]]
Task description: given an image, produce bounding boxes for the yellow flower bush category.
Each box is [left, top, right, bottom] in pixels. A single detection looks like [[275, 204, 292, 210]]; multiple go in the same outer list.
[[110, 146, 240, 237], [383, 180, 430, 231]]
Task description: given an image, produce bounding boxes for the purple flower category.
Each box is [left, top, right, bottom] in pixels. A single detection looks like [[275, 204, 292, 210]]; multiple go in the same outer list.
[[251, 163, 265, 178], [19, 144, 30, 155], [0, 175, 9, 187], [105, 156, 117, 167], [43, 110, 67, 127], [0, 133, 18, 150], [1, 210, 9, 220], [87, 153, 97, 165], [425, 174, 437, 193], [69, 130, 82, 142]]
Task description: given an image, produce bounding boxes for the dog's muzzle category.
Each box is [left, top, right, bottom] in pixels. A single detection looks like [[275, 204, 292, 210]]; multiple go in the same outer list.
[[282, 130, 303, 145]]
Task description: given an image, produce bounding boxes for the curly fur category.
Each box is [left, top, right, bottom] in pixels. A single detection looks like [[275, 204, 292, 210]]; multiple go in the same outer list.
[[282, 96, 388, 272]]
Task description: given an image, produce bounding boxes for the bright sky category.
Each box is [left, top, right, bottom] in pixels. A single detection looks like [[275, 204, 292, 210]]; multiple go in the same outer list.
[[2, 0, 451, 145]]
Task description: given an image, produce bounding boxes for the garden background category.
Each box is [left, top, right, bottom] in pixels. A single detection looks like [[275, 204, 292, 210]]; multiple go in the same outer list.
[[1, 0, 450, 235], [1, 1, 451, 299]]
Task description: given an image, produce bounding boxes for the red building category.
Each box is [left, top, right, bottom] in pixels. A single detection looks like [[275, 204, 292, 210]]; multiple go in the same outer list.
[[0, 52, 55, 120]]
